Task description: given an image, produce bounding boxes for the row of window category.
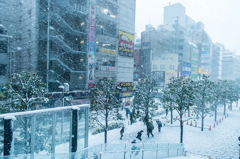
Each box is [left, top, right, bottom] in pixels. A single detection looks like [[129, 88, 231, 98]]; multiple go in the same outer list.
[[153, 65, 175, 70]]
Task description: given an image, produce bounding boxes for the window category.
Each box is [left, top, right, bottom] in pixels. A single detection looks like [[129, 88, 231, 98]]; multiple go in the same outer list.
[[0, 64, 7, 75], [28, 9, 32, 16], [178, 46, 183, 50], [160, 65, 165, 69], [153, 65, 157, 69]]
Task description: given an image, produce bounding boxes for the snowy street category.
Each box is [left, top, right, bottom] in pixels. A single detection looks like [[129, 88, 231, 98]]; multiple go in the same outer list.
[[83, 103, 240, 158]]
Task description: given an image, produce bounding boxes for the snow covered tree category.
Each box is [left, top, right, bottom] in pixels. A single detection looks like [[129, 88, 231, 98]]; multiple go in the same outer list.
[[162, 76, 195, 143], [226, 81, 238, 111], [0, 71, 47, 113], [219, 80, 229, 115], [234, 79, 240, 107], [90, 79, 123, 143], [132, 76, 158, 124], [161, 87, 175, 124], [194, 75, 214, 131], [209, 80, 223, 122], [0, 71, 51, 155]]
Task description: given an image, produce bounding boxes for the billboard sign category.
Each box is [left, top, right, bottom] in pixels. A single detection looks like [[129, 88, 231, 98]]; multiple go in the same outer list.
[[120, 92, 133, 98], [120, 82, 133, 92], [102, 48, 117, 55], [182, 61, 191, 78], [118, 31, 134, 57], [152, 71, 165, 87], [88, 1, 96, 84]]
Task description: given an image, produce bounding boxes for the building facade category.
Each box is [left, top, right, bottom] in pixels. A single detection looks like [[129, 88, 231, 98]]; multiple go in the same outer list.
[[211, 43, 223, 81], [151, 53, 178, 85], [0, 0, 136, 92], [222, 49, 240, 81]]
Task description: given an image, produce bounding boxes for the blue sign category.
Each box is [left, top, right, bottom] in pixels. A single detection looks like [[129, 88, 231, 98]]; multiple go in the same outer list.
[[202, 51, 207, 54], [182, 61, 192, 78]]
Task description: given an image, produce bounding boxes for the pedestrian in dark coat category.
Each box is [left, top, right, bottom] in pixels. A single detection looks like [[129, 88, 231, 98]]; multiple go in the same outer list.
[[146, 121, 154, 137], [136, 130, 143, 141], [156, 120, 162, 132], [130, 113, 133, 125], [120, 126, 124, 140]]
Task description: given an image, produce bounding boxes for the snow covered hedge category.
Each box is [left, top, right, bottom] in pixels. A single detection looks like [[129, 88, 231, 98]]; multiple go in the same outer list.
[[92, 122, 124, 135]]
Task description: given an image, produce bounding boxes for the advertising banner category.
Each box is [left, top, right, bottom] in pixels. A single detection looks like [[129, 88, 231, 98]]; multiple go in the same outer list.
[[102, 48, 116, 55], [167, 72, 174, 84], [120, 92, 133, 98], [118, 31, 134, 57], [88, 1, 96, 84], [100, 66, 116, 71], [120, 82, 133, 92], [182, 61, 192, 78], [152, 71, 165, 87]]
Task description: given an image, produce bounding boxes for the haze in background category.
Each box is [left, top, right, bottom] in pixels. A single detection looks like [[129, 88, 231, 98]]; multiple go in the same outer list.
[[135, 0, 240, 54]]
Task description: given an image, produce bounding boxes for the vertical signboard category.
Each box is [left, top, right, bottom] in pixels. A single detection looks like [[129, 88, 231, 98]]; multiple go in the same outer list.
[[182, 61, 192, 78], [88, 0, 96, 86], [118, 31, 135, 57], [152, 71, 165, 87]]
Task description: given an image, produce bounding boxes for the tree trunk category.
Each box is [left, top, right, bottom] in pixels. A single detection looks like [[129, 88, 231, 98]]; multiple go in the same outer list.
[[230, 102, 232, 111], [180, 114, 183, 143], [201, 110, 204, 131], [224, 102, 226, 115], [105, 108, 108, 143], [214, 104, 217, 122], [170, 108, 173, 124], [180, 106, 183, 143], [188, 107, 190, 117]]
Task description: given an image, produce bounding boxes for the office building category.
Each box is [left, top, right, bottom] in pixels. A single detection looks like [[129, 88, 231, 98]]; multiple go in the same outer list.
[[0, 0, 136, 91]]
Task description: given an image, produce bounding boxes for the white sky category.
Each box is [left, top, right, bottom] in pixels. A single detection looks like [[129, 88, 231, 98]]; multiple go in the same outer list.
[[135, 0, 240, 54]]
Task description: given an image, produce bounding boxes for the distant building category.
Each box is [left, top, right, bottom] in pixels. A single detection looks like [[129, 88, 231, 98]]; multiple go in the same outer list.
[[151, 54, 178, 85], [211, 43, 224, 81], [189, 43, 199, 80], [192, 29, 213, 78], [140, 25, 175, 77], [222, 49, 240, 81], [0, 22, 12, 86]]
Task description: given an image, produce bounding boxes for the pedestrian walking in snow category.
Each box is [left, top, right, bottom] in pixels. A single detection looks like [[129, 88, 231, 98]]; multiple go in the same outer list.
[[131, 139, 136, 143], [156, 120, 162, 132], [136, 130, 143, 141], [146, 120, 154, 137], [120, 126, 124, 140], [130, 113, 133, 125], [166, 108, 169, 116]]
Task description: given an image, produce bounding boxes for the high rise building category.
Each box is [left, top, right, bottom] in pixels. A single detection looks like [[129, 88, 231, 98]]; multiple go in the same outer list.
[[140, 25, 175, 77], [222, 49, 240, 81], [211, 43, 224, 81], [192, 29, 213, 78], [0, 0, 136, 91]]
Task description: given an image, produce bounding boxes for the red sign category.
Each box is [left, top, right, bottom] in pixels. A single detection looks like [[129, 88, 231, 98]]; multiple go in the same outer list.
[[88, 83, 95, 89]]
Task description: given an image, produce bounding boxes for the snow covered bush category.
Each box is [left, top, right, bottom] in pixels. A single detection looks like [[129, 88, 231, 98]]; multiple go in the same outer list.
[[0, 71, 48, 113], [92, 122, 124, 135]]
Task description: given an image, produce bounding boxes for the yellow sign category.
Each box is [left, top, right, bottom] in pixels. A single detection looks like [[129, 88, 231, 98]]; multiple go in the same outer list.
[[102, 48, 116, 55], [198, 68, 201, 74], [118, 31, 135, 57]]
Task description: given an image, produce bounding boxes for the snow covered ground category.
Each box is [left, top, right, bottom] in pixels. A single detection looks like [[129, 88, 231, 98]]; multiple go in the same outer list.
[[56, 102, 240, 158]]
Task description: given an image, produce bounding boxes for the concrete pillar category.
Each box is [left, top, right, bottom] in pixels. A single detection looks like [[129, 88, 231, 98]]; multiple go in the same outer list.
[[4, 116, 16, 156]]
